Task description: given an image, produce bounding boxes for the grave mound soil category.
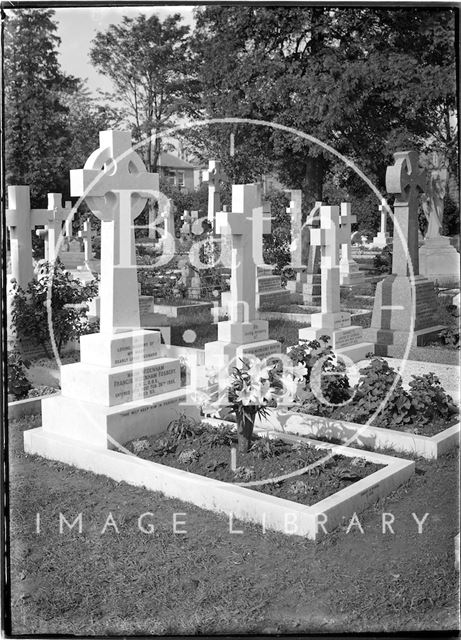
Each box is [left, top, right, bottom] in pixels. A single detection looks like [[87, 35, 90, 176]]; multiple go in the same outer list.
[[124, 426, 383, 506]]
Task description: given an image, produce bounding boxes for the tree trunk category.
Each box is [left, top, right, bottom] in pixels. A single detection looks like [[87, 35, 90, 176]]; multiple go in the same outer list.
[[303, 155, 326, 203], [236, 411, 255, 453]]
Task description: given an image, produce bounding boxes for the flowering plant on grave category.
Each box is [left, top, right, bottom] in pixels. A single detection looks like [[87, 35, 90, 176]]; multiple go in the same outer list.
[[287, 337, 353, 416], [203, 358, 308, 452]]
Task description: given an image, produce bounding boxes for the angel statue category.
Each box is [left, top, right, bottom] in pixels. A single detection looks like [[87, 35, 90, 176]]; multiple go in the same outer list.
[[421, 151, 448, 239]]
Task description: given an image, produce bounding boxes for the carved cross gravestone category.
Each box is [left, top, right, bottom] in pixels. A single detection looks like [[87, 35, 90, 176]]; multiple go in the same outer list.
[[372, 198, 391, 249], [366, 150, 444, 355], [386, 150, 426, 277], [6, 187, 72, 287], [299, 205, 373, 361], [70, 130, 159, 333], [339, 203, 364, 286], [205, 184, 281, 368], [78, 220, 93, 266], [204, 160, 227, 227]]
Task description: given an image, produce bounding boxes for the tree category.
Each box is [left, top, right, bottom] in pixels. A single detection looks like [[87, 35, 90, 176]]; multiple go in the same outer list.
[[90, 13, 195, 172], [3, 8, 79, 206], [61, 79, 121, 172], [190, 7, 457, 210]]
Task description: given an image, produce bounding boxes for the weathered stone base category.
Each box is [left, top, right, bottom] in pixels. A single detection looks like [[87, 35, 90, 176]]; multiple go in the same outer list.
[[340, 270, 366, 286], [257, 288, 291, 309], [369, 274, 443, 341], [299, 325, 374, 363], [364, 325, 446, 349], [39, 388, 198, 450], [204, 338, 281, 369], [371, 232, 391, 249], [419, 236, 460, 287]]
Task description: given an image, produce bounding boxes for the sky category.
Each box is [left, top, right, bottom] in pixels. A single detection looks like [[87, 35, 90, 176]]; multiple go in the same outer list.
[[54, 5, 196, 95]]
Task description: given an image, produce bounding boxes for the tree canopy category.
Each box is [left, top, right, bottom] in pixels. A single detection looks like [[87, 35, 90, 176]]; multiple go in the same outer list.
[[189, 6, 457, 214], [90, 14, 196, 172], [4, 8, 79, 205]]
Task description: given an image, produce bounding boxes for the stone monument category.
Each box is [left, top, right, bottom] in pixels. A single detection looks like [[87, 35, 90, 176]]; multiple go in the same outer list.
[[339, 202, 365, 286], [365, 151, 445, 355], [286, 196, 322, 306], [25, 130, 198, 462], [371, 199, 392, 249], [205, 184, 281, 368], [6, 187, 72, 288], [299, 205, 373, 362], [419, 152, 460, 286]]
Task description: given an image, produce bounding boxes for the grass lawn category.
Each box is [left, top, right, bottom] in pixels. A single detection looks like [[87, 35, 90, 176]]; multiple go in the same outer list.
[[6, 415, 459, 635]]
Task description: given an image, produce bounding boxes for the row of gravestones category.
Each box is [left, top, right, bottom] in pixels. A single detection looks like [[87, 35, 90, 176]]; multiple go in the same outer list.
[[23, 131, 450, 471]]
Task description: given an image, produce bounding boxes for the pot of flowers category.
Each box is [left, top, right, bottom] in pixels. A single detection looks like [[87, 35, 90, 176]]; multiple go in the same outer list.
[[224, 358, 308, 452]]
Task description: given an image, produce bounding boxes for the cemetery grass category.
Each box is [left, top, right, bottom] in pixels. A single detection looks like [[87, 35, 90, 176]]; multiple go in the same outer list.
[[8, 415, 459, 634], [123, 425, 384, 506]]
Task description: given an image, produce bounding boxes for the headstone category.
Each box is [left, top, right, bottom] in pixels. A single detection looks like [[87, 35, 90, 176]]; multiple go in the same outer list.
[[286, 197, 322, 305], [255, 193, 291, 309], [339, 203, 365, 286], [205, 184, 281, 370], [76, 219, 95, 275], [6, 187, 72, 288], [180, 210, 191, 237], [365, 151, 445, 355], [24, 130, 199, 462], [204, 160, 226, 228], [371, 199, 392, 248], [159, 197, 176, 260], [298, 205, 373, 362]]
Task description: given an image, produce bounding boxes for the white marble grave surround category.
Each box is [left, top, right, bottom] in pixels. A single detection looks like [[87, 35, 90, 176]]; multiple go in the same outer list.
[[264, 411, 460, 461], [23, 426, 414, 539]]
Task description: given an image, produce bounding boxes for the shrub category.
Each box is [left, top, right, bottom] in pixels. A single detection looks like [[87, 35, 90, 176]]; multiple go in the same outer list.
[[408, 373, 457, 425], [7, 350, 32, 400], [288, 338, 352, 416], [343, 357, 413, 428], [10, 260, 99, 358], [373, 245, 392, 273]]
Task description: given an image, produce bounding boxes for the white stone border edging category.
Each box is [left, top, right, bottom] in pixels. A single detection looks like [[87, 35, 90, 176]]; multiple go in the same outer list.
[[8, 395, 49, 420], [23, 424, 414, 539], [258, 411, 460, 460]]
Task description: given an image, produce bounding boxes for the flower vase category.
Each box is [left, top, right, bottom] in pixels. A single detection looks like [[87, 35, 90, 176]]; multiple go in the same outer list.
[[236, 411, 256, 453]]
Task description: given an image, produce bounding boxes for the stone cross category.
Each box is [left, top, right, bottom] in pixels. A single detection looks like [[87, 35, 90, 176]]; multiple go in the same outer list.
[[160, 198, 176, 258], [379, 198, 387, 235], [180, 210, 191, 236], [78, 220, 93, 265], [286, 190, 303, 267], [204, 160, 226, 226], [310, 205, 348, 315], [339, 202, 357, 265], [301, 201, 323, 275], [6, 186, 72, 288], [386, 150, 427, 277], [215, 184, 268, 323], [70, 130, 159, 334]]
